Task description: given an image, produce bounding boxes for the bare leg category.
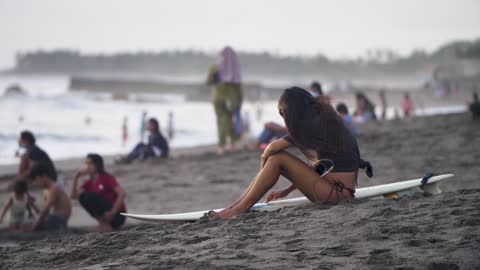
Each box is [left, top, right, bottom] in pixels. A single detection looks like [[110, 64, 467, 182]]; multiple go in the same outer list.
[[220, 173, 266, 212], [216, 151, 356, 219], [95, 217, 113, 232]]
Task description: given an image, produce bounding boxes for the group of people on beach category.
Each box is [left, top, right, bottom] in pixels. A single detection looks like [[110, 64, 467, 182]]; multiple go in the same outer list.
[[3, 45, 479, 229], [1, 114, 172, 232], [204, 46, 477, 219]]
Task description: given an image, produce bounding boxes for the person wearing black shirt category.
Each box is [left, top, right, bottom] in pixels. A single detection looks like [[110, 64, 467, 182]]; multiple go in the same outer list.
[[5, 131, 57, 191], [117, 118, 169, 163]]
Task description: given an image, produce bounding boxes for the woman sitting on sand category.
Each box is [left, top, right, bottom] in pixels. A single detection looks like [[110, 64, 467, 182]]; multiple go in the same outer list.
[[70, 154, 127, 232], [213, 87, 372, 219]]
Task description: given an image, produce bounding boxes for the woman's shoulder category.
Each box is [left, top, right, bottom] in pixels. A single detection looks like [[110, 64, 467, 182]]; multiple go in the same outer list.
[[99, 172, 119, 183]]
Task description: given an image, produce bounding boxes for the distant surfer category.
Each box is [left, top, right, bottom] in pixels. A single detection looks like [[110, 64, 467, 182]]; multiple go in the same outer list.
[[211, 87, 372, 219]]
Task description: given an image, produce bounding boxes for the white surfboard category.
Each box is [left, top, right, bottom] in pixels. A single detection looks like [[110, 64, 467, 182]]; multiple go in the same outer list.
[[122, 174, 453, 222]]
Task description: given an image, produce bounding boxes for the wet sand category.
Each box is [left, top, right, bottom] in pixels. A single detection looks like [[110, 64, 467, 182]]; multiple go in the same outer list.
[[1, 113, 480, 269]]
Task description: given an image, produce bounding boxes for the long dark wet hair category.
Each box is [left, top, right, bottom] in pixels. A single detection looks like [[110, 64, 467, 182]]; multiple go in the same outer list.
[[278, 87, 344, 154], [87, 153, 105, 174]]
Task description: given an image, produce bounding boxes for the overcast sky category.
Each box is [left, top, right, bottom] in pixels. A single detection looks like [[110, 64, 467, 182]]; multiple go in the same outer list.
[[1, 0, 479, 69]]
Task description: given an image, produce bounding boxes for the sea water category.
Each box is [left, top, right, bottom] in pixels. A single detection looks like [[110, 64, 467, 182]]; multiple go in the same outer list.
[[0, 75, 283, 164], [0, 75, 465, 165]]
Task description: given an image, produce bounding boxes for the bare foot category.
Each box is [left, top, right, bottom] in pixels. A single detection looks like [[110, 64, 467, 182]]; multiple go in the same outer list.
[[216, 148, 225, 155], [213, 207, 242, 220], [95, 223, 113, 232], [225, 144, 235, 153]]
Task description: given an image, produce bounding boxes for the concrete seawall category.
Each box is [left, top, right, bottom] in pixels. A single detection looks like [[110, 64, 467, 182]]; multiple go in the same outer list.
[[69, 77, 284, 101]]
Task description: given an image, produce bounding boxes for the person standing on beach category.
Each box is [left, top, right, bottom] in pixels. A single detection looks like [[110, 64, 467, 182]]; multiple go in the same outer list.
[[139, 111, 147, 143], [379, 90, 387, 120], [211, 87, 372, 219], [401, 93, 414, 118], [122, 116, 128, 147], [28, 164, 71, 231], [206, 46, 243, 155], [70, 154, 127, 232], [469, 92, 480, 119], [167, 111, 175, 142]]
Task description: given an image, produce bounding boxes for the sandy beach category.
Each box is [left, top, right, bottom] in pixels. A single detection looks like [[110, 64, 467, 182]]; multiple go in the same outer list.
[[1, 112, 479, 269]]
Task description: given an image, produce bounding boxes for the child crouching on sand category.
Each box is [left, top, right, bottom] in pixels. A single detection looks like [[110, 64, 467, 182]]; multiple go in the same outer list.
[[0, 180, 38, 230]]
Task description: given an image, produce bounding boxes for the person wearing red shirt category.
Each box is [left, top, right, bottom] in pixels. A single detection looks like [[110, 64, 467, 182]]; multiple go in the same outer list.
[[70, 153, 127, 232]]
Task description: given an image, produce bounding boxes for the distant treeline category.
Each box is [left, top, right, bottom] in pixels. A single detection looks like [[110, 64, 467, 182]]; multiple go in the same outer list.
[[10, 38, 480, 79]]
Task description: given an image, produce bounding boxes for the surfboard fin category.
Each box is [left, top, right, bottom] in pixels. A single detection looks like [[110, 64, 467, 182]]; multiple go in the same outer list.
[[383, 193, 398, 199], [421, 182, 442, 195]]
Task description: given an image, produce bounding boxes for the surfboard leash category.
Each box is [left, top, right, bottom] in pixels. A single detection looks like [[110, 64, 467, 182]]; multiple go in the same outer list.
[[420, 172, 435, 188]]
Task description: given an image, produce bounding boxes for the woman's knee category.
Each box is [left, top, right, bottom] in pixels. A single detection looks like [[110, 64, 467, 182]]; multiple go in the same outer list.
[[268, 151, 289, 165]]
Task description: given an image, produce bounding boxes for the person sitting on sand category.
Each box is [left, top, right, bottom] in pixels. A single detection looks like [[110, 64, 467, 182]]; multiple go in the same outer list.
[[253, 122, 288, 150], [7, 131, 57, 190], [28, 164, 71, 231], [336, 103, 358, 136], [211, 87, 372, 219], [117, 118, 169, 163], [354, 92, 377, 123], [469, 92, 480, 119], [71, 154, 127, 232], [0, 180, 39, 231]]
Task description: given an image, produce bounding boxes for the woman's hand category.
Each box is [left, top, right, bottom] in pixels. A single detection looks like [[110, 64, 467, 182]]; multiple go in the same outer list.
[[260, 138, 293, 169], [75, 169, 88, 179], [265, 188, 290, 203]]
